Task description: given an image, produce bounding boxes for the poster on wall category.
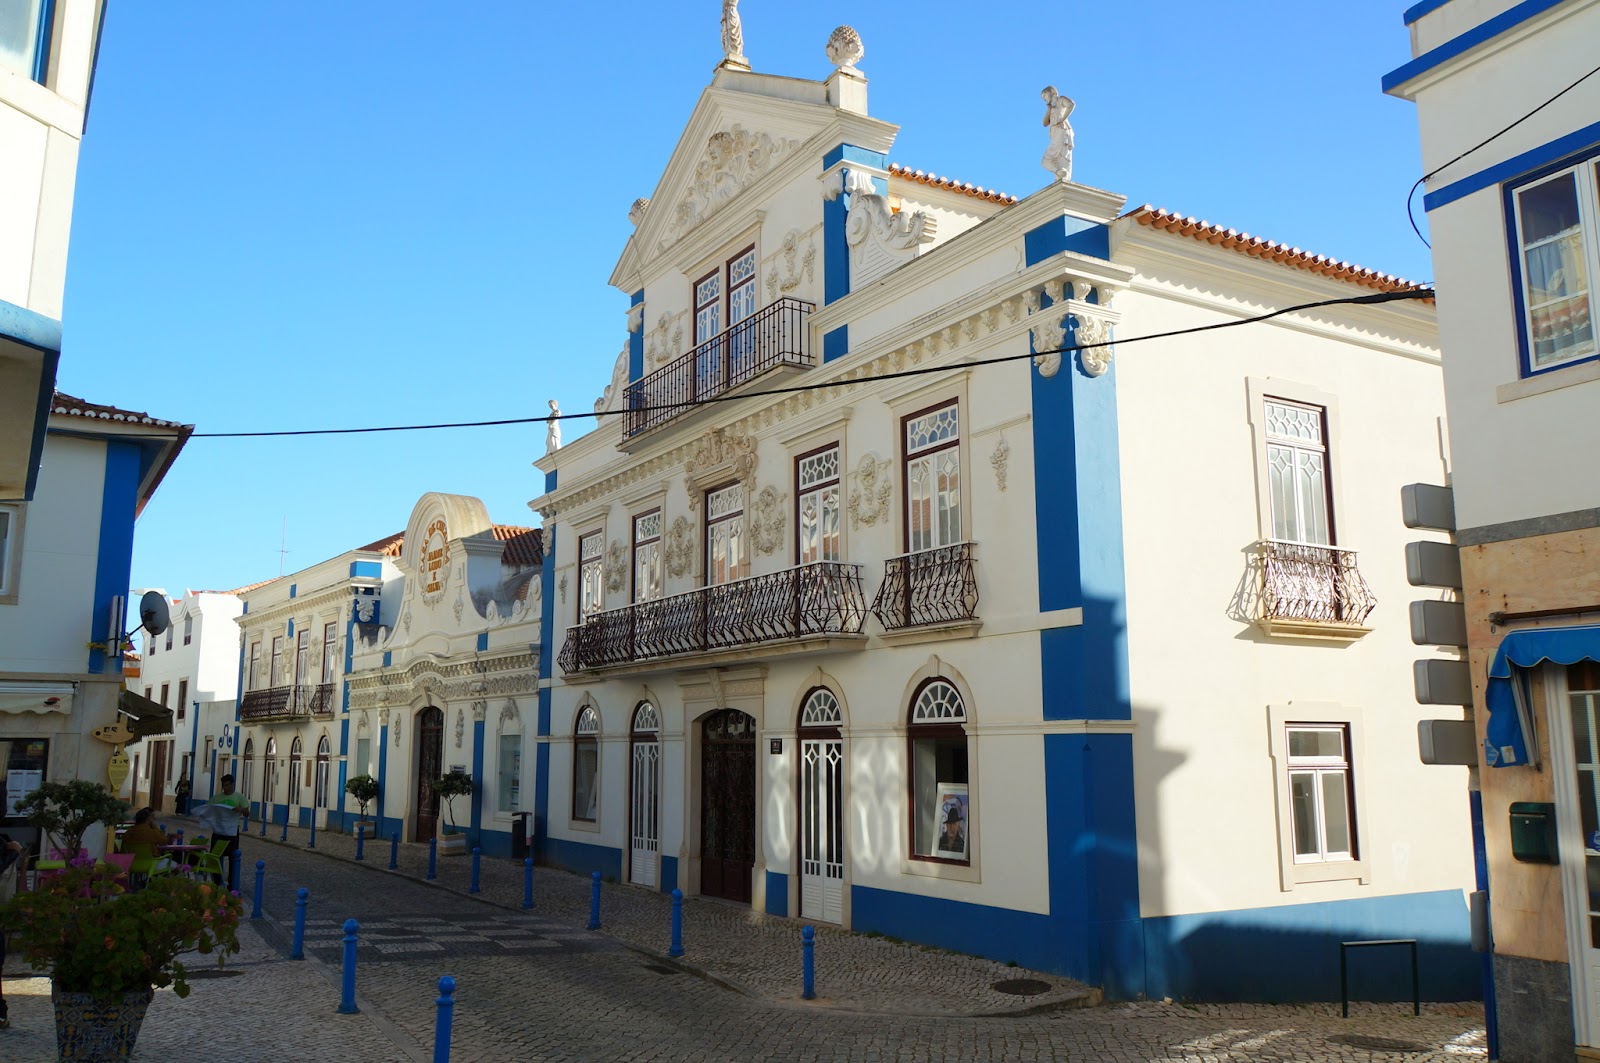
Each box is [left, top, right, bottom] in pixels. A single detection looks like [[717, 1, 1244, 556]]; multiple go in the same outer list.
[[6, 768, 42, 812], [931, 783, 969, 857]]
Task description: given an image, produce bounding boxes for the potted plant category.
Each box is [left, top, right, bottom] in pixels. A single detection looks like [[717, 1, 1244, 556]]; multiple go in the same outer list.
[[431, 769, 473, 855], [13, 779, 130, 864], [1, 863, 242, 1059], [344, 774, 379, 838]]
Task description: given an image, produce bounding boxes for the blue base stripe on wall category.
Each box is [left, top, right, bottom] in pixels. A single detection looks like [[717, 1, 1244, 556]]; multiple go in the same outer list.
[[541, 836, 623, 881], [766, 871, 788, 917]]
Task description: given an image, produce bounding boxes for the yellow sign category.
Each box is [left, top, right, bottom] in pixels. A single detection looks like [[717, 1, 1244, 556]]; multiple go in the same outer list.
[[107, 747, 130, 792]]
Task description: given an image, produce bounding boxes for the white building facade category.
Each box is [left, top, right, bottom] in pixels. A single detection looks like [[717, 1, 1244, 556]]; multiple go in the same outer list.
[[528, 29, 1478, 1002], [1387, 1, 1600, 1058]]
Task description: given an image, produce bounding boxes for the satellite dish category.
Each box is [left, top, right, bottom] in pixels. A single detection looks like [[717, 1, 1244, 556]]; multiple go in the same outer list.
[[139, 590, 171, 636]]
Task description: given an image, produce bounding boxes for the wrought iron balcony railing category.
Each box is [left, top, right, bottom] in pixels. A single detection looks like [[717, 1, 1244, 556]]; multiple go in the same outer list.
[[623, 298, 814, 439], [239, 683, 336, 722], [870, 543, 980, 632], [558, 561, 866, 673], [1258, 539, 1376, 627]]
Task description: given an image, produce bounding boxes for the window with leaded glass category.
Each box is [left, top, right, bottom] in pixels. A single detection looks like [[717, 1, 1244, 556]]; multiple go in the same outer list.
[[908, 678, 970, 864], [1286, 725, 1354, 863], [728, 247, 758, 327], [579, 531, 605, 620], [270, 636, 284, 687], [633, 510, 663, 603], [248, 641, 262, 691], [903, 401, 962, 553], [1264, 398, 1332, 546], [293, 628, 310, 686], [797, 445, 841, 564], [694, 268, 723, 345], [572, 705, 600, 821], [1512, 161, 1600, 373], [322, 623, 338, 684], [705, 483, 746, 585]]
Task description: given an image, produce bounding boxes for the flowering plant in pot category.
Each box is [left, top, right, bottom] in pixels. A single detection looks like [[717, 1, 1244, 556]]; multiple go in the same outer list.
[[1, 864, 243, 1059]]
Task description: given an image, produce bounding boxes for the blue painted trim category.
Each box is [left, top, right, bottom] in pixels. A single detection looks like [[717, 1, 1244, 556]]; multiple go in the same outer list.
[[337, 714, 349, 830], [823, 325, 848, 363], [241, 601, 249, 614], [1404, 0, 1454, 24], [545, 469, 557, 493], [466, 826, 516, 859], [382, 650, 392, 668], [288, 585, 297, 601], [629, 289, 645, 383], [1383, 0, 1569, 92], [349, 560, 381, 578], [765, 871, 788, 916], [824, 189, 850, 305], [377, 723, 389, 833], [17, 346, 56, 502], [0, 297, 63, 352], [1496, 138, 1600, 379], [1426, 119, 1600, 213], [660, 855, 679, 893], [822, 144, 886, 169], [541, 834, 622, 879], [533, 741, 550, 859], [1024, 217, 1111, 266], [87, 442, 140, 674], [469, 719, 485, 839], [29, 0, 53, 84], [476, 631, 489, 652]]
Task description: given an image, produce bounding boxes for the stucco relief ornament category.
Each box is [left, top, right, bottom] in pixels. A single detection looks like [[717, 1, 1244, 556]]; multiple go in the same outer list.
[[1075, 312, 1115, 377], [605, 541, 627, 593], [1031, 313, 1068, 378], [665, 515, 695, 578], [720, 0, 749, 70], [394, 715, 402, 747], [473, 701, 487, 722], [354, 595, 376, 623], [628, 197, 650, 226], [825, 25, 864, 72], [1041, 86, 1075, 183], [847, 455, 892, 529], [661, 126, 797, 248], [750, 486, 788, 555], [558, 572, 569, 604], [840, 169, 936, 253], [453, 587, 465, 624], [400, 608, 411, 634], [499, 698, 520, 728], [990, 433, 1011, 492], [766, 228, 816, 299], [455, 707, 464, 749], [594, 343, 630, 414], [545, 400, 561, 454], [684, 427, 757, 510]]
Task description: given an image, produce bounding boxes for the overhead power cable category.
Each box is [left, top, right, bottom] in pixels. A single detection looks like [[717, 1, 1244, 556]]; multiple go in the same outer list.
[[189, 287, 1432, 440], [1405, 58, 1600, 249]]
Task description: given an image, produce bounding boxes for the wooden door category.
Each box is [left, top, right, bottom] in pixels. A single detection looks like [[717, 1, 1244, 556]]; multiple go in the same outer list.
[[415, 706, 444, 841], [700, 709, 756, 903], [148, 741, 168, 812]]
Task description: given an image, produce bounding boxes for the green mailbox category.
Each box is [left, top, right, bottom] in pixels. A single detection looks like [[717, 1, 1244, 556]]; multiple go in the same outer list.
[[1509, 801, 1558, 864]]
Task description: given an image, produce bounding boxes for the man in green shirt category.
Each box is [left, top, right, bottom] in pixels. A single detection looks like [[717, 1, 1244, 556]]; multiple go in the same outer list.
[[200, 774, 249, 885]]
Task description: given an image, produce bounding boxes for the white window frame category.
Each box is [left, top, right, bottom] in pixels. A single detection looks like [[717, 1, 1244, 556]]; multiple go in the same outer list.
[[1509, 158, 1600, 376], [902, 399, 964, 554], [498, 732, 523, 815], [632, 510, 663, 603], [796, 443, 842, 565], [571, 705, 600, 824], [1262, 397, 1333, 547], [270, 635, 284, 687], [578, 530, 605, 621], [0, 503, 22, 604], [248, 641, 261, 691], [705, 482, 746, 585], [321, 622, 337, 684], [0, 0, 53, 84], [1267, 701, 1370, 889], [1245, 379, 1347, 547]]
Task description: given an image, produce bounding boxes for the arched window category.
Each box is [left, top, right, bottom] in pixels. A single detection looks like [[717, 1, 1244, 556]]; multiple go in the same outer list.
[[799, 688, 842, 731], [315, 736, 331, 809], [288, 735, 304, 805], [572, 705, 600, 822], [263, 737, 278, 803], [241, 737, 254, 802], [628, 702, 661, 886], [908, 679, 969, 864]]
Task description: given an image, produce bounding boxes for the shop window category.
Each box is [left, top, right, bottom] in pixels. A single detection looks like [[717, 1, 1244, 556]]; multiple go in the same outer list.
[[572, 706, 600, 821], [907, 679, 970, 864]]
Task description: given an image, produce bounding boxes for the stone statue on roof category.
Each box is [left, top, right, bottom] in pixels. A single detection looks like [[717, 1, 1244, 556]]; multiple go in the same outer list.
[[721, 0, 749, 70], [545, 399, 561, 454], [1041, 86, 1075, 183]]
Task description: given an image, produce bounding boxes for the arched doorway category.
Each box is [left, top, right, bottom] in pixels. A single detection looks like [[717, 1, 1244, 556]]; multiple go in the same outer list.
[[629, 703, 660, 888], [314, 735, 331, 813], [263, 737, 278, 813], [798, 689, 844, 922], [288, 736, 304, 809], [415, 706, 444, 841], [700, 708, 756, 903], [241, 737, 255, 813]]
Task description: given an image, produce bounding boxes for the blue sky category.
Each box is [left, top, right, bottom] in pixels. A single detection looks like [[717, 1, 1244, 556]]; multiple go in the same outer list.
[[56, 2, 1430, 598]]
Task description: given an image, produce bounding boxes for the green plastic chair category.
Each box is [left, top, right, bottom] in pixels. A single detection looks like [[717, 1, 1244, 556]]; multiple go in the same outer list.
[[120, 841, 174, 886], [191, 837, 232, 881]]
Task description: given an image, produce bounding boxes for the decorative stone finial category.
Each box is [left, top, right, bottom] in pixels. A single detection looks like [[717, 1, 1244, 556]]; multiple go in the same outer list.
[[629, 198, 650, 226], [545, 400, 561, 454], [720, 0, 749, 70], [826, 26, 864, 72], [1040, 86, 1075, 183]]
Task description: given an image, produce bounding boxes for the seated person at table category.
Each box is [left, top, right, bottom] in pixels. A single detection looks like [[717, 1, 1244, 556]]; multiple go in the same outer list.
[[121, 807, 170, 851]]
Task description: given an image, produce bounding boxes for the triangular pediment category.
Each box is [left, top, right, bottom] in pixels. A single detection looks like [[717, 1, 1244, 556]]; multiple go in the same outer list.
[[611, 69, 897, 290]]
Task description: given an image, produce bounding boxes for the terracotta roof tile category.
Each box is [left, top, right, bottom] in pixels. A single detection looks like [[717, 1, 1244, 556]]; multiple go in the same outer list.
[[356, 532, 405, 557], [887, 164, 1018, 205], [493, 525, 544, 567], [51, 391, 188, 430], [1122, 206, 1430, 294], [214, 578, 279, 596]]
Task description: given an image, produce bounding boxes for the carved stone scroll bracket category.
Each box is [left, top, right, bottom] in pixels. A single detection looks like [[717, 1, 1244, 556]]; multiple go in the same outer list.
[[1075, 312, 1115, 376]]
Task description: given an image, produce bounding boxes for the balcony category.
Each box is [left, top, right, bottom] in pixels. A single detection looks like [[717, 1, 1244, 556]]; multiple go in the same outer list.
[[239, 683, 336, 723], [558, 561, 866, 675], [1255, 539, 1376, 641], [623, 298, 814, 440], [870, 543, 980, 636]]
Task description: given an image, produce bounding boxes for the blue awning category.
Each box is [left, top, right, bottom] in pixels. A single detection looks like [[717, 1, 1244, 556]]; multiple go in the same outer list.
[[1485, 623, 1600, 767]]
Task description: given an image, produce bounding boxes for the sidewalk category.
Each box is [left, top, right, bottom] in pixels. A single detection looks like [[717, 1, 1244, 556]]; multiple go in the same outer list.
[[205, 813, 1098, 1017]]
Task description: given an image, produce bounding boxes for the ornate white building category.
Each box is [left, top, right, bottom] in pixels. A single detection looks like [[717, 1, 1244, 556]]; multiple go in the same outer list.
[[527, 25, 1479, 1001]]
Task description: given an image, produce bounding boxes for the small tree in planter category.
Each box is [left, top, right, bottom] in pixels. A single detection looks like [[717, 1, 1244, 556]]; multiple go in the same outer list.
[[344, 774, 379, 836], [13, 779, 129, 862], [430, 769, 473, 854]]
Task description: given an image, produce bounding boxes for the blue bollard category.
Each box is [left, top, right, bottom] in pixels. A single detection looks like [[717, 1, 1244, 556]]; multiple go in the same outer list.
[[337, 918, 360, 1014], [280, 807, 289, 842], [251, 860, 265, 919], [668, 888, 685, 958], [587, 871, 602, 930], [522, 858, 534, 910], [176, 829, 184, 845], [433, 975, 456, 1063], [291, 887, 308, 960], [427, 837, 437, 881], [802, 925, 816, 1000], [469, 848, 481, 894], [309, 813, 317, 849], [354, 824, 365, 862], [389, 831, 399, 870]]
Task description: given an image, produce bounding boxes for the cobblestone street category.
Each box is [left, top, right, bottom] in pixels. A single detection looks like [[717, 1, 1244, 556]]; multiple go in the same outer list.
[[1, 824, 1489, 1061]]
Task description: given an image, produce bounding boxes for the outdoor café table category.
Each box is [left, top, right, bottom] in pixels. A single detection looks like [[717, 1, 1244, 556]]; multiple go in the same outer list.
[[158, 843, 205, 874]]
